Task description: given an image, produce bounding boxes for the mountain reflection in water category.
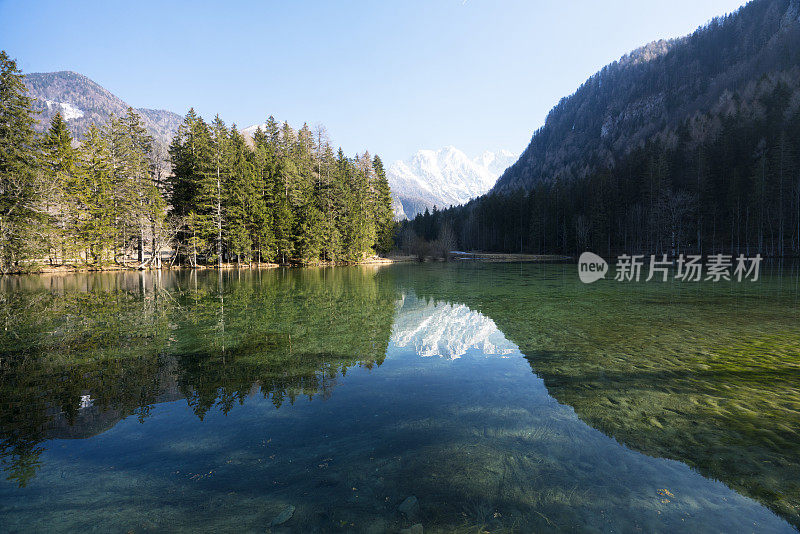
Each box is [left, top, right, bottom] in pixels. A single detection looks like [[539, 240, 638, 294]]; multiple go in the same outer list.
[[391, 294, 517, 359]]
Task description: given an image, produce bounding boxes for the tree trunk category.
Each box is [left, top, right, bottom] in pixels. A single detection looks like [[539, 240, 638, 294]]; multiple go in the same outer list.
[[138, 226, 145, 264], [216, 165, 223, 269]]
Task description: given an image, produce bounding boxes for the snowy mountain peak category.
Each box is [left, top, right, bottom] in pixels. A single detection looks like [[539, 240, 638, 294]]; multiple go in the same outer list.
[[388, 146, 516, 220]]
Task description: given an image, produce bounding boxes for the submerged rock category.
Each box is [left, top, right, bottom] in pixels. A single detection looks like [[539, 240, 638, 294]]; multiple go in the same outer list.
[[270, 505, 295, 527], [400, 524, 423, 534], [397, 495, 419, 518]]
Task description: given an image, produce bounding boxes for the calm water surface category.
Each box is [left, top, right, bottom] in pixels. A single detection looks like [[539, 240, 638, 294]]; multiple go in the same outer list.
[[1, 263, 799, 533]]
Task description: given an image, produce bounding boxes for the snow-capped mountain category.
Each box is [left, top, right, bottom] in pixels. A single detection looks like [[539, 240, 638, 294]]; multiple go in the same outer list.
[[391, 294, 518, 360], [388, 146, 516, 220]]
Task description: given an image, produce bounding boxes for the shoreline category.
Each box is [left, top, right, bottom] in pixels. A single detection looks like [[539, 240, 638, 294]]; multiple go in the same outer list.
[[0, 255, 412, 275], [0, 252, 576, 275], [8, 252, 796, 275], [450, 252, 573, 263]]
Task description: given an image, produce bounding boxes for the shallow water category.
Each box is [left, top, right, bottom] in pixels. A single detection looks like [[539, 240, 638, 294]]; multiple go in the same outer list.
[[1, 264, 799, 533]]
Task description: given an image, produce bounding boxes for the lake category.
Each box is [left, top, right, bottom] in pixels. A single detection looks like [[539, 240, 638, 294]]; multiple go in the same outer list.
[[1, 263, 799, 533]]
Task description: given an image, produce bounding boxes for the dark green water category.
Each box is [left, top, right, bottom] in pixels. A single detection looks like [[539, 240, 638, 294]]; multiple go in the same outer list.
[[1, 264, 799, 533]]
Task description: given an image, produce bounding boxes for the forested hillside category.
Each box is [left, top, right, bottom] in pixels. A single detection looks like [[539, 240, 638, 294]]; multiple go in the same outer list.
[[0, 52, 394, 272], [408, 0, 800, 256]]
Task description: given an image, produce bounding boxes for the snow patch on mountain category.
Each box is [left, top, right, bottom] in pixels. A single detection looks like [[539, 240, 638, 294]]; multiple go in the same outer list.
[[391, 294, 518, 359], [44, 99, 84, 121], [388, 146, 516, 220]]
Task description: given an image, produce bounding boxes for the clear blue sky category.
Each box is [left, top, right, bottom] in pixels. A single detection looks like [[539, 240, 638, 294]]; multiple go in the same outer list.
[[1, 0, 749, 162]]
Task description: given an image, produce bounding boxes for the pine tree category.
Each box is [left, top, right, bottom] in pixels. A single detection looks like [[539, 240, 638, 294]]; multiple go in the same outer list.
[[110, 109, 164, 265], [224, 126, 255, 264], [251, 126, 276, 262], [75, 124, 115, 265], [348, 153, 375, 260], [0, 51, 41, 272], [191, 115, 229, 266], [280, 121, 295, 157], [336, 149, 374, 262], [272, 158, 295, 263], [168, 109, 213, 264], [316, 142, 341, 261], [41, 113, 77, 264], [372, 155, 395, 253], [265, 115, 280, 147], [168, 108, 211, 217]]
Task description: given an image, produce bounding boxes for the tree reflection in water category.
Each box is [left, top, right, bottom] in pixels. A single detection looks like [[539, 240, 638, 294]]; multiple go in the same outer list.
[[0, 267, 397, 486]]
